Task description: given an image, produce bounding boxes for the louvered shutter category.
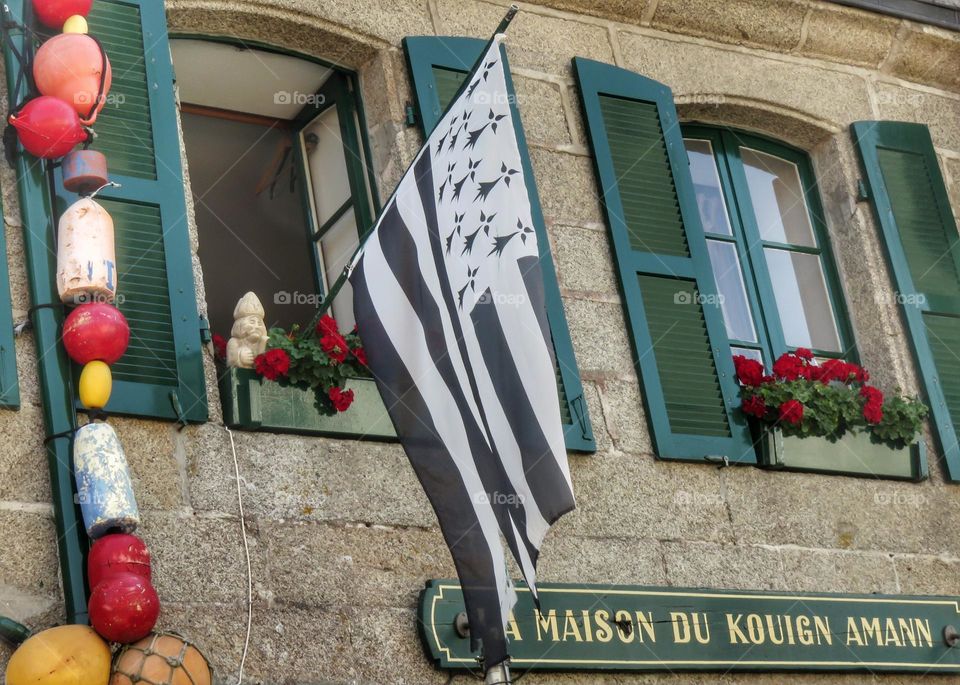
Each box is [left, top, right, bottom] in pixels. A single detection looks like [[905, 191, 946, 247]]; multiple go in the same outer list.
[[45, 0, 207, 422], [852, 121, 960, 480], [573, 57, 753, 462], [403, 36, 595, 453]]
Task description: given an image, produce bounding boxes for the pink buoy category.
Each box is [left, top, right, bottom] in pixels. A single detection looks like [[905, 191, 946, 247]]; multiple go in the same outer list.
[[62, 150, 109, 195], [8, 96, 88, 159]]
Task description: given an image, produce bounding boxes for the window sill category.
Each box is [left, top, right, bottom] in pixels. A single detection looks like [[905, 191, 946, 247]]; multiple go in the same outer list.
[[219, 367, 396, 440], [757, 428, 927, 481]]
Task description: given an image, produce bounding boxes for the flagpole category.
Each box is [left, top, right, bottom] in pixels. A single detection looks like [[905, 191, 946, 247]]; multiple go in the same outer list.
[[302, 4, 521, 337]]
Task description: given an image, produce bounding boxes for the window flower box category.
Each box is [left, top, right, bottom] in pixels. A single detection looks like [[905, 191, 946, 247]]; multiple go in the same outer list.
[[219, 367, 395, 440], [756, 428, 926, 481]]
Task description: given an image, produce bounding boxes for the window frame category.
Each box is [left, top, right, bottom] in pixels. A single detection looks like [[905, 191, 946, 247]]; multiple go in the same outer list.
[[682, 125, 857, 366]]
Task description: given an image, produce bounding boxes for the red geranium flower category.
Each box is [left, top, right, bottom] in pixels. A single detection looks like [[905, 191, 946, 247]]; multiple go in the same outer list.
[[733, 355, 765, 387], [741, 395, 767, 418], [863, 401, 883, 424], [860, 385, 884, 406], [778, 399, 804, 425], [773, 353, 805, 381], [794, 347, 814, 361], [254, 348, 290, 381], [212, 333, 227, 361], [320, 333, 349, 364], [316, 314, 339, 337], [816, 358, 859, 384], [328, 386, 355, 413], [353, 348, 367, 366]]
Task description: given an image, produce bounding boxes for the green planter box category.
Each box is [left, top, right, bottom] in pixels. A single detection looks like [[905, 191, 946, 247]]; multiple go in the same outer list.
[[757, 428, 927, 481], [219, 367, 396, 440]]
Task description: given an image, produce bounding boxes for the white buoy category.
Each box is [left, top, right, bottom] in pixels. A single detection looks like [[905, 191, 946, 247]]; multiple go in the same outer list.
[[73, 422, 139, 538], [56, 197, 117, 304]]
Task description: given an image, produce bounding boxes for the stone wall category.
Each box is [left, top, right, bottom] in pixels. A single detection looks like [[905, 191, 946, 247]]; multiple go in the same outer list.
[[1, 0, 960, 683]]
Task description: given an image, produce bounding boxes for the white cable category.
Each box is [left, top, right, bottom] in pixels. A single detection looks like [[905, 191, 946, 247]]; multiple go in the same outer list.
[[225, 425, 253, 684]]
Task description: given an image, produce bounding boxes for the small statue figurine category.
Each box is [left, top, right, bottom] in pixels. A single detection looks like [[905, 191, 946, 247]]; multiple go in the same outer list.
[[226, 292, 268, 368]]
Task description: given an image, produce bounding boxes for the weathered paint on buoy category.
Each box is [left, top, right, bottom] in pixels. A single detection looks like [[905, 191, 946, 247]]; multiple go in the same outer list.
[[73, 423, 139, 539], [79, 360, 111, 409], [56, 198, 116, 304]]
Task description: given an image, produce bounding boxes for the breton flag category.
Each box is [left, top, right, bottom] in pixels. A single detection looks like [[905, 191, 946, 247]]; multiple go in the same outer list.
[[350, 34, 575, 667]]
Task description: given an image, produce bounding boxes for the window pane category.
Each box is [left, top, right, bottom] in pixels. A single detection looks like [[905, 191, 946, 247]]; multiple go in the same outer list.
[[706, 240, 756, 343], [685, 139, 732, 236], [318, 209, 359, 332], [741, 147, 816, 247], [181, 112, 316, 336], [732, 347, 763, 363], [302, 105, 352, 227], [764, 248, 841, 352]]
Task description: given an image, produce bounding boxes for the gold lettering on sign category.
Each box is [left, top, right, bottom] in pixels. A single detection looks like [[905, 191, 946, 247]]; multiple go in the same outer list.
[[636, 611, 656, 643], [727, 614, 748, 644], [535, 609, 558, 642], [562, 610, 584, 642], [505, 612, 522, 641], [862, 617, 882, 646], [746, 614, 765, 644], [614, 610, 632, 643], [766, 615, 785, 645], [847, 617, 864, 646], [670, 612, 691, 644], [916, 619, 933, 647], [797, 615, 814, 645], [691, 613, 711, 644], [594, 609, 613, 643], [814, 616, 833, 645]]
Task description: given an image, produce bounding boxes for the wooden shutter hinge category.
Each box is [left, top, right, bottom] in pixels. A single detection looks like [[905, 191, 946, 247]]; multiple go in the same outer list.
[[169, 390, 188, 430], [857, 179, 870, 202]]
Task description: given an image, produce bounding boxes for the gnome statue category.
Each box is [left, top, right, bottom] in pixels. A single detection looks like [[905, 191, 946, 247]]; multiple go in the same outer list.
[[226, 292, 268, 368]]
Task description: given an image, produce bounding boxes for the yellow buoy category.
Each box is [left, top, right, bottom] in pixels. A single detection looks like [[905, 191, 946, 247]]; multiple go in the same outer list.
[[79, 360, 112, 409], [62, 15, 89, 34], [6, 625, 111, 685]]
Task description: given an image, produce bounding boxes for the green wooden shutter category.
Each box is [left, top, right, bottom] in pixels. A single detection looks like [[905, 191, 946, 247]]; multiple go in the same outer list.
[[0, 196, 19, 409], [573, 57, 753, 463], [45, 0, 207, 422], [403, 36, 595, 453], [852, 121, 960, 480]]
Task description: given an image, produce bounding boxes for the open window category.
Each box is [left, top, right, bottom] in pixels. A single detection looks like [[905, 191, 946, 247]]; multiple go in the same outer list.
[[172, 38, 392, 438]]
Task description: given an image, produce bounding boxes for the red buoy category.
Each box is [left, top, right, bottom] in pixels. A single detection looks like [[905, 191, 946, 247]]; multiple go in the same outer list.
[[62, 303, 130, 365], [31, 0, 93, 29], [8, 96, 88, 159], [88, 573, 160, 644], [34, 32, 112, 124], [88, 534, 152, 590]]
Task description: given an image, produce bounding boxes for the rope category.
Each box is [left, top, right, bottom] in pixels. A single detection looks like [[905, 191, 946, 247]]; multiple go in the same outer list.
[[225, 425, 253, 684]]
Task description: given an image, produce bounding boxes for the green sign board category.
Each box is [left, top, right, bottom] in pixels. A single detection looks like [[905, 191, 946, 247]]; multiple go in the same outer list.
[[419, 580, 960, 673]]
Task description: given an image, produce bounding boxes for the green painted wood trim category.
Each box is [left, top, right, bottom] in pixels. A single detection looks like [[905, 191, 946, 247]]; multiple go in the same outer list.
[[573, 56, 754, 464], [403, 35, 596, 453], [852, 120, 959, 481], [53, 0, 207, 422], [0, 192, 20, 409], [758, 428, 927, 481], [3, 0, 88, 623], [219, 367, 396, 439]]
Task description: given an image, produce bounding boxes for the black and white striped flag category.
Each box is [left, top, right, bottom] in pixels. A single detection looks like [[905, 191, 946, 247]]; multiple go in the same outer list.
[[350, 35, 575, 667]]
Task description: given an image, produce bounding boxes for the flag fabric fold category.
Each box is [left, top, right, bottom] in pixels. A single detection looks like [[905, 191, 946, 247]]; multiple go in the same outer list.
[[350, 35, 575, 667]]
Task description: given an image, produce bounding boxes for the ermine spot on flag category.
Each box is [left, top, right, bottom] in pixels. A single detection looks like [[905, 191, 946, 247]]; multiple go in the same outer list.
[[350, 34, 575, 668]]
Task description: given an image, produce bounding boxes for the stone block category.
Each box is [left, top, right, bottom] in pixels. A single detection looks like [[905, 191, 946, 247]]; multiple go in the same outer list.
[[112, 417, 186, 511], [562, 297, 634, 376], [0, 510, 58, 593], [514, 74, 573, 148], [538, 534, 665, 584], [619, 32, 873, 131], [651, 0, 806, 51], [561, 451, 731, 542], [801, 3, 898, 68], [552, 224, 618, 296], [524, 0, 651, 25], [895, 554, 960, 596], [885, 23, 960, 93], [780, 548, 898, 594], [0, 405, 49, 503], [577, 379, 611, 453], [266, 521, 453, 610], [596, 378, 654, 455], [530, 147, 605, 227], [435, 0, 614, 76], [663, 541, 786, 591]]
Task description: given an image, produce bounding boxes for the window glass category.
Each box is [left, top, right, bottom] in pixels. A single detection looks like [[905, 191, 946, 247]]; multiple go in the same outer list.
[[763, 248, 841, 352], [706, 240, 756, 343], [741, 147, 816, 247], [685, 139, 732, 236]]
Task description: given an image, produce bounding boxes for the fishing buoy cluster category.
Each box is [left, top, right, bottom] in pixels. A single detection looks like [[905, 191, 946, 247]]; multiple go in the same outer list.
[[5, 3, 212, 684]]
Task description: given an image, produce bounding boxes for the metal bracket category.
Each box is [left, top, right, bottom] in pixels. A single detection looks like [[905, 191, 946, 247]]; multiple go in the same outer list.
[[169, 390, 188, 430], [198, 314, 212, 345], [857, 179, 870, 202], [405, 103, 417, 127], [454, 611, 470, 638], [944, 625, 959, 647]]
